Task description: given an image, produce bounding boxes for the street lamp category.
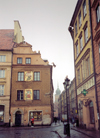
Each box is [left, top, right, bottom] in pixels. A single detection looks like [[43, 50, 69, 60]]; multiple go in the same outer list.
[[63, 76, 70, 137]]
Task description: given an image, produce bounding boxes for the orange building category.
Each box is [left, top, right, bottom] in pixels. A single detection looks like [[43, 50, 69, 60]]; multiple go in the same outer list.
[[11, 41, 53, 126]]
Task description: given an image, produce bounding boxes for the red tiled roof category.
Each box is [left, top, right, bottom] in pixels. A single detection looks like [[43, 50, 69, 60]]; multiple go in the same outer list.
[[0, 29, 14, 50]]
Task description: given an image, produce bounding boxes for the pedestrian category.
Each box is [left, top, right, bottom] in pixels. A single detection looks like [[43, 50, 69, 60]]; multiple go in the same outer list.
[[31, 117, 34, 127], [54, 117, 57, 125], [72, 117, 75, 127]]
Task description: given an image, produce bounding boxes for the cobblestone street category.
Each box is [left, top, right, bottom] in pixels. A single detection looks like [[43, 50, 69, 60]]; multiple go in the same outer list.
[[0, 122, 100, 138]]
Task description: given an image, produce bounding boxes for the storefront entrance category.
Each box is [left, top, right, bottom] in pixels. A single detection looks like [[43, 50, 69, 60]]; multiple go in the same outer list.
[[15, 111, 21, 126]]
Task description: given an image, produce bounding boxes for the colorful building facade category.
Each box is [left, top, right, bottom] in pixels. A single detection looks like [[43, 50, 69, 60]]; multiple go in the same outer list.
[[69, 0, 99, 130], [11, 41, 53, 126]]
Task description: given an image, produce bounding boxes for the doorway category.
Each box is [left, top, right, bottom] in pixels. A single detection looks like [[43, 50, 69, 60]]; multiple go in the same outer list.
[[15, 111, 21, 126]]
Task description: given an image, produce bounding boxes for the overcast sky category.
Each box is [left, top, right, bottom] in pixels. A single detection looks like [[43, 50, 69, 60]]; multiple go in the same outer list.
[[0, 0, 77, 93]]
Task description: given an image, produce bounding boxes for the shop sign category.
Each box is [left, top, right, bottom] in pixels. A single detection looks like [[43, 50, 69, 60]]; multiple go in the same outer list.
[[81, 89, 88, 96]]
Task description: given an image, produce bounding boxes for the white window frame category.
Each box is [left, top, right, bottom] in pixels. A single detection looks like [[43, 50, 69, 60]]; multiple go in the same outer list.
[[80, 36, 83, 51], [79, 12, 82, 27], [0, 85, 4, 96], [83, 0, 87, 18], [0, 70, 5, 78], [34, 72, 40, 81], [0, 55, 6, 62], [85, 27, 88, 44], [18, 72, 24, 81]]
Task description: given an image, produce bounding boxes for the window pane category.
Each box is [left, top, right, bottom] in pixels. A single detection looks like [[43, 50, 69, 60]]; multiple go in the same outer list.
[[17, 90, 23, 100], [0, 70, 5, 78], [34, 72, 40, 81], [26, 58, 31, 64], [17, 58, 22, 64], [18, 72, 24, 81], [0, 56, 6, 62], [0, 85, 4, 96]]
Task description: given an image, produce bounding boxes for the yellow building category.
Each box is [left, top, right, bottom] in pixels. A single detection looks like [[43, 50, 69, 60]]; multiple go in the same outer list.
[[0, 21, 23, 126], [69, 0, 98, 130]]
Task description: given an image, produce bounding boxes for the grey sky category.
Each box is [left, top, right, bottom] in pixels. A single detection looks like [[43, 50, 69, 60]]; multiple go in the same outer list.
[[0, 0, 77, 93]]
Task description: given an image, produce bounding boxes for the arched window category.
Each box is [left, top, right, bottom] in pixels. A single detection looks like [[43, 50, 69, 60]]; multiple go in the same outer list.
[[89, 101, 95, 124]]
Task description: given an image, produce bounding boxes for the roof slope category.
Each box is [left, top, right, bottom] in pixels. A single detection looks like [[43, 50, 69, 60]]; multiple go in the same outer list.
[[0, 29, 14, 50]]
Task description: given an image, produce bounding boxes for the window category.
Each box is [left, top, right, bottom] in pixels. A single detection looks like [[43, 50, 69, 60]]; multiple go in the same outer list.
[[33, 90, 40, 100], [86, 57, 90, 76], [26, 58, 31, 64], [84, 27, 88, 44], [77, 68, 80, 84], [29, 111, 42, 121], [79, 12, 82, 27], [80, 36, 83, 51], [18, 72, 24, 81], [75, 21, 77, 35], [0, 55, 6, 62], [83, 0, 87, 18], [0, 85, 4, 96], [34, 72, 40, 81], [96, 5, 100, 23], [17, 58, 22, 64], [89, 101, 95, 124], [0, 70, 5, 78], [76, 43, 78, 57], [17, 90, 23, 100]]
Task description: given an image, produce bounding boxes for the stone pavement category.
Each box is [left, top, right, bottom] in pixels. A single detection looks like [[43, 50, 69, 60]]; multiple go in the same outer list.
[[0, 122, 100, 138], [56, 123, 100, 138]]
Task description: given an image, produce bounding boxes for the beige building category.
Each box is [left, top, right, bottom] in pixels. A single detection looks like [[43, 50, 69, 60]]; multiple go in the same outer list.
[[11, 41, 54, 126], [0, 21, 23, 126]]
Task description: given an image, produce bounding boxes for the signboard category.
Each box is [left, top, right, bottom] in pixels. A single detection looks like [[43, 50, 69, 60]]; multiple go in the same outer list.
[[25, 71, 33, 81], [81, 89, 88, 96], [25, 89, 32, 100]]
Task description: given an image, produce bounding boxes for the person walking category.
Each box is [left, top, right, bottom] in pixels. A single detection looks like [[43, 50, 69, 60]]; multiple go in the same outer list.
[[31, 117, 34, 127]]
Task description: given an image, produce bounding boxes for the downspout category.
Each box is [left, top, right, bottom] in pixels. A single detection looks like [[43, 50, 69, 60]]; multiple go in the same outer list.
[[9, 47, 13, 126], [89, 0, 100, 130]]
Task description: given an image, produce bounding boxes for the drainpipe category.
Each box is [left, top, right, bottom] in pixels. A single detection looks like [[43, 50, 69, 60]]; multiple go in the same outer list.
[[89, 0, 100, 130]]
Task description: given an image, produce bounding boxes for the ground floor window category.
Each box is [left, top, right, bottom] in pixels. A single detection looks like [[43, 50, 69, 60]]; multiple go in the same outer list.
[[0, 105, 4, 122], [29, 111, 42, 121]]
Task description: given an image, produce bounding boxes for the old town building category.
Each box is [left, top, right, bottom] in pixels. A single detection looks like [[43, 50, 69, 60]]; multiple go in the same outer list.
[[0, 21, 23, 126], [69, 0, 99, 130], [90, 0, 100, 130], [11, 41, 53, 126], [0, 30, 14, 126]]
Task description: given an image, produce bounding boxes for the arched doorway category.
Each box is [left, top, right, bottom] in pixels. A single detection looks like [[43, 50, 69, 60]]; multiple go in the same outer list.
[[15, 111, 21, 126]]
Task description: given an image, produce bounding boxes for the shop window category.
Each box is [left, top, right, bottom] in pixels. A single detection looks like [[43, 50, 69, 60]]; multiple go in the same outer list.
[[17, 58, 22, 64], [0, 85, 4, 96], [18, 72, 24, 81], [0, 55, 6, 62], [0, 70, 5, 78], [17, 90, 23, 100], [29, 111, 42, 121], [0, 105, 4, 122], [89, 101, 95, 124], [34, 72, 40, 81], [26, 58, 31, 64], [33, 90, 40, 100]]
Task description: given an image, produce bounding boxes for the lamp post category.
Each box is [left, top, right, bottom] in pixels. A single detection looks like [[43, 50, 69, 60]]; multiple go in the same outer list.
[[63, 76, 70, 137]]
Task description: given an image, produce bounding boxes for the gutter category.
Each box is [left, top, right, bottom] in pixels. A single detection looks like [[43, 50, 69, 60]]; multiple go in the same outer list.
[[89, 0, 100, 130]]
